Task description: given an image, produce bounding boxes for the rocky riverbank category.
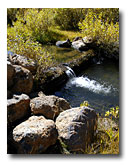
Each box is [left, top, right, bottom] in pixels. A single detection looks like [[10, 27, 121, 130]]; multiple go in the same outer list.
[[7, 53, 97, 154], [7, 39, 119, 154], [56, 36, 119, 61]]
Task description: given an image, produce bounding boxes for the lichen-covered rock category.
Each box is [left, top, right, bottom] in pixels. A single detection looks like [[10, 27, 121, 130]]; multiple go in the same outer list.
[[30, 95, 71, 120], [12, 116, 58, 154], [56, 106, 97, 153], [11, 65, 33, 94], [7, 94, 30, 127], [8, 54, 37, 74]]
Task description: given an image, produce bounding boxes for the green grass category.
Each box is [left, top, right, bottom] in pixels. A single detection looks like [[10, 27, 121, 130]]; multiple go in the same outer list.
[[50, 26, 85, 42]]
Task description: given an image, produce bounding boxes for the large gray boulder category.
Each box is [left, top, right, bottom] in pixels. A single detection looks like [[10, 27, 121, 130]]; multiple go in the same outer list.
[[56, 39, 71, 48], [71, 39, 89, 52], [72, 36, 94, 52], [11, 65, 33, 94], [30, 95, 71, 120], [8, 54, 37, 74], [12, 116, 58, 154], [56, 106, 98, 153], [7, 94, 30, 127]]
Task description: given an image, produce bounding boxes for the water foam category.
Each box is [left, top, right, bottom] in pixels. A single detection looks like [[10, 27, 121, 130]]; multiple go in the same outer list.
[[65, 66, 76, 78], [67, 76, 112, 94]]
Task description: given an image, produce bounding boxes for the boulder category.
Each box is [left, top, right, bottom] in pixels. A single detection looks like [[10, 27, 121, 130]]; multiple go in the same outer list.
[[7, 61, 15, 88], [30, 95, 71, 120], [56, 106, 97, 153], [56, 39, 71, 48], [36, 66, 68, 93], [71, 39, 89, 52], [7, 94, 30, 127], [7, 90, 13, 99], [82, 36, 94, 44], [72, 36, 95, 52], [12, 116, 58, 154], [11, 65, 33, 94], [8, 54, 37, 74]]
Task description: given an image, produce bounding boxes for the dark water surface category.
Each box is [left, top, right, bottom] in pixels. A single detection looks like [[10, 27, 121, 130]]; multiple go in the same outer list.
[[55, 60, 119, 114]]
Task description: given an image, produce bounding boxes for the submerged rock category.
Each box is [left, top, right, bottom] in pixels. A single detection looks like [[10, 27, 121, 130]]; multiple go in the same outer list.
[[12, 116, 58, 154], [30, 95, 71, 120], [7, 94, 30, 127], [56, 39, 71, 48], [56, 106, 97, 153]]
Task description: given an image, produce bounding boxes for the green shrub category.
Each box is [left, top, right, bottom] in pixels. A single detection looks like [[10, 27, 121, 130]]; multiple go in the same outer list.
[[7, 8, 18, 26], [7, 8, 57, 69], [22, 9, 55, 43], [54, 8, 86, 30], [78, 8, 119, 46]]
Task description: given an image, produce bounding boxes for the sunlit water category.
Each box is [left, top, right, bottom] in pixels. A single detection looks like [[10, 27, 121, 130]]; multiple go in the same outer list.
[[42, 45, 86, 63], [8, 46, 119, 114], [55, 60, 119, 114]]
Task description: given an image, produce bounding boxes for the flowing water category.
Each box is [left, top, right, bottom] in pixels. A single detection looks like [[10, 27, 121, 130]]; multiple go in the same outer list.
[[55, 60, 119, 114], [8, 46, 119, 114]]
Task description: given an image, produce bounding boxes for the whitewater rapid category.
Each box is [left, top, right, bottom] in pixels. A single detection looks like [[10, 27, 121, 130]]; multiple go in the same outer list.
[[66, 76, 112, 94]]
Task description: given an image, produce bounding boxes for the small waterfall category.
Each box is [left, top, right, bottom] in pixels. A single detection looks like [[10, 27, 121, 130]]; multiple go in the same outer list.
[[64, 64, 112, 94], [64, 65, 76, 78]]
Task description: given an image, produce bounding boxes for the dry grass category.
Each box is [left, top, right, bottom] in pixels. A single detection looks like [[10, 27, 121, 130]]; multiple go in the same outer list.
[[85, 118, 119, 154]]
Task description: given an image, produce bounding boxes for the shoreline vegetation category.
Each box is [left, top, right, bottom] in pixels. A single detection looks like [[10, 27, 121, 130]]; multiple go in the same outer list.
[[7, 8, 119, 154], [7, 8, 119, 66]]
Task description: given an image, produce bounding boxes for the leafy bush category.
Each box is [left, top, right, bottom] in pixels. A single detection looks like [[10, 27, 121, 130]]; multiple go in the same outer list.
[[7, 8, 58, 69], [7, 8, 18, 25], [22, 9, 56, 43], [105, 106, 119, 119], [54, 8, 86, 30], [78, 8, 119, 46], [90, 106, 119, 154], [80, 100, 119, 154]]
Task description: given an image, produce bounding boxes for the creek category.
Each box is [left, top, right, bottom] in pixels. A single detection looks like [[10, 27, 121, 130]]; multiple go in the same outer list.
[[42, 45, 119, 114], [55, 60, 119, 114]]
